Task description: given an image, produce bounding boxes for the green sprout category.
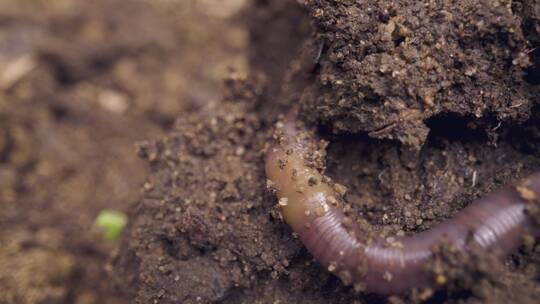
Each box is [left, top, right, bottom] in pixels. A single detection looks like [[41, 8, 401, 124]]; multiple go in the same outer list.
[[95, 210, 127, 241]]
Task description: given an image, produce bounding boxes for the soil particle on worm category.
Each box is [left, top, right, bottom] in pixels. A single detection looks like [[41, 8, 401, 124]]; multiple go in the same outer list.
[[300, 0, 537, 149]]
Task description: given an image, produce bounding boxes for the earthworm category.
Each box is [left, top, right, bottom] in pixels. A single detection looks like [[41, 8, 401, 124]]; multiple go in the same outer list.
[[265, 110, 540, 295]]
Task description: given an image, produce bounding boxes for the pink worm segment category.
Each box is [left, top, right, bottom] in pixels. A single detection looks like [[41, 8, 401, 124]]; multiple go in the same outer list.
[[265, 111, 540, 295]]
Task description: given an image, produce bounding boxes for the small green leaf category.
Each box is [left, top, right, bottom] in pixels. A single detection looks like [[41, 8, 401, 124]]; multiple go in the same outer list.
[[95, 210, 128, 241]]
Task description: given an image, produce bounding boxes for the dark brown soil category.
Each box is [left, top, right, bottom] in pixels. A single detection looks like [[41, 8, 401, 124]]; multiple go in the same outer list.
[[301, 0, 537, 149], [2, 0, 540, 303]]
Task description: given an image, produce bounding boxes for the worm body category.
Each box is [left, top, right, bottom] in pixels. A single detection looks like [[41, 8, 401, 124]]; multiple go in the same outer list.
[[265, 111, 540, 295]]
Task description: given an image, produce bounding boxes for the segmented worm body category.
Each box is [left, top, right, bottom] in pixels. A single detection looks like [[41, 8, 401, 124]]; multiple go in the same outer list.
[[265, 111, 540, 294]]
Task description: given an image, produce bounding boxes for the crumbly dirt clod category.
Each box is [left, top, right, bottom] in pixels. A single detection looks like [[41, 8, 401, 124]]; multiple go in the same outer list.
[[425, 240, 540, 304], [301, 0, 537, 149]]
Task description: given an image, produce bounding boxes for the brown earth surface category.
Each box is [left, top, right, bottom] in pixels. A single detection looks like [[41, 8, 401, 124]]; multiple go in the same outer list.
[[0, 0, 246, 303], [2, 0, 540, 303]]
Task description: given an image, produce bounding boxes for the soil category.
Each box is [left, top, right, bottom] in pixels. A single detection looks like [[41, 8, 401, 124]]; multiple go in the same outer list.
[[0, 0, 246, 303], [301, 0, 537, 149], [2, 0, 540, 304]]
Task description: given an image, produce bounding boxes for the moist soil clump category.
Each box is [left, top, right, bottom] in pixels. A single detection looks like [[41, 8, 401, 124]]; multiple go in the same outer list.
[[300, 0, 536, 149]]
